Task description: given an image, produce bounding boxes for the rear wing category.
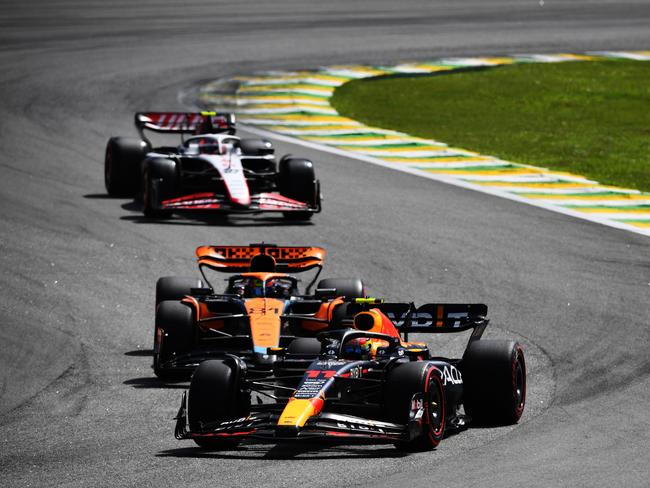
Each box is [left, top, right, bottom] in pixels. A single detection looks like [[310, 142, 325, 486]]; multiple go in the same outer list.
[[135, 111, 236, 141], [196, 243, 326, 273], [375, 302, 489, 342]]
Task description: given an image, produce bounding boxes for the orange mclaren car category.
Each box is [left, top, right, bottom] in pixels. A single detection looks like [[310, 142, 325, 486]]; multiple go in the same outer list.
[[153, 243, 366, 379]]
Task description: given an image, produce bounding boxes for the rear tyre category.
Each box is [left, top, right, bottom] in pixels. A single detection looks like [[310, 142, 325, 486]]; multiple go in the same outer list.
[[153, 301, 195, 380], [385, 362, 445, 451], [155, 276, 204, 306], [462, 340, 526, 426], [188, 359, 250, 449], [278, 157, 318, 220], [142, 158, 178, 218], [316, 278, 365, 299], [104, 137, 149, 197]]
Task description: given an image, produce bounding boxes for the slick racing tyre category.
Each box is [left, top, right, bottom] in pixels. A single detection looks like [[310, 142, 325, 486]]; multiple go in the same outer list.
[[142, 158, 178, 218], [385, 362, 445, 451], [286, 337, 322, 357], [316, 278, 365, 299], [153, 301, 195, 380], [239, 138, 274, 156], [462, 340, 526, 426], [188, 359, 251, 449], [240, 139, 276, 172], [104, 137, 149, 197], [278, 157, 318, 220], [155, 276, 204, 306]]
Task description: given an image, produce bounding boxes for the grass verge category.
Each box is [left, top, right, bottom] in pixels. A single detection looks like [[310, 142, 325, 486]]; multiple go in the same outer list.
[[331, 60, 650, 191]]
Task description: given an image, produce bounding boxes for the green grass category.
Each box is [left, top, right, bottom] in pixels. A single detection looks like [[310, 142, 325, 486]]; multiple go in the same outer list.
[[331, 60, 650, 191]]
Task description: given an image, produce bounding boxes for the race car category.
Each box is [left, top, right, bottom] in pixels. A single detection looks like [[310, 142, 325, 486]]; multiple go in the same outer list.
[[104, 112, 321, 220], [153, 243, 366, 379], [174, 299, 526, 451]]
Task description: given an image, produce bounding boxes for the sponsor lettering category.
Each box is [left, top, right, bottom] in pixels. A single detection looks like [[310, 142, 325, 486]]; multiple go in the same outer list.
[[336, 421, 386, 433], [315, 360, 346, 368], [348, 366, 361, 378], [220, 416, 251, 426], [387, 311, 469, 328], [441, 365, 463, 385], [294, 377, 327, 398]]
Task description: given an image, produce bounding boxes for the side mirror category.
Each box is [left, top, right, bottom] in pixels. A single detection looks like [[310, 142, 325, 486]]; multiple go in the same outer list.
[[267, 347, 286, 356]]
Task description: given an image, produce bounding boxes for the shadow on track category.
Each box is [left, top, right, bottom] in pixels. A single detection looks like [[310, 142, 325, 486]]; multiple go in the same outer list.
[[83, 193, 121, 199], [123, 350, 191, 388], [123, 377, 188, 389], [124, 349, 154, 357], [158, 442, 409, 461]]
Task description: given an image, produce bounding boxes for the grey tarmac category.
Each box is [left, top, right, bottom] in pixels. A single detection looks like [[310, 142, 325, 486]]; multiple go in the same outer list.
[[0, 1, 648, 487]]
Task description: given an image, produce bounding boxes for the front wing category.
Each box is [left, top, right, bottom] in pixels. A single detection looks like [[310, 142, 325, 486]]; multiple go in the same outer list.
[[175, 392, 420, 444], [161, 192, 319, 214]]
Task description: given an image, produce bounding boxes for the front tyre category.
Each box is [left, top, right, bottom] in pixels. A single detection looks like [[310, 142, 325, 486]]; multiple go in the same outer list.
[[155, 276, 204, 306], [153, 301, 195, 380], [142, 158, 178, 218], [188, 359, 250, 449], [104, 137, 149, 197], [385, 362, 445, 451], [278, 157, 318, 220], [462, 340, 526, 426]]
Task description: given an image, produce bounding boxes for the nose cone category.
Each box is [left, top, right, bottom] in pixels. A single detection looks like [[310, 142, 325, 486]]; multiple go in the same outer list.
[[276, 397, 324, 434]]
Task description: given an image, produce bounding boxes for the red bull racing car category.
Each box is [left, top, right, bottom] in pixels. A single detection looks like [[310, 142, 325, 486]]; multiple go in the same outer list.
[[104, 112, 320, 220], [174, 298, 526, 451], [154, 243, 365, 379]]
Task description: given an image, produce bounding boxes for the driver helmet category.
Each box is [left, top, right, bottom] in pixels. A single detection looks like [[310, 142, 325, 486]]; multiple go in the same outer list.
[[342, 337, 374, 359], [245, 278, 265, 297], [196, 138, 220, 155]]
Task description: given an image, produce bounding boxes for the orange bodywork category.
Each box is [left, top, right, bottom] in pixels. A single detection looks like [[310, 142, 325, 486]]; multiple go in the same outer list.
[[181, 296, 224, 332], [296, 297, 348, 333], [245, 298, 284, 353], [182, 294, 285, 352]]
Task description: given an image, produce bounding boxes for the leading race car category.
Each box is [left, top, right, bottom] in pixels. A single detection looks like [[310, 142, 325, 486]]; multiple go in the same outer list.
[[104, 112, 321, 220], [174, 299, 526, 451], [154, 243, 366, 379]]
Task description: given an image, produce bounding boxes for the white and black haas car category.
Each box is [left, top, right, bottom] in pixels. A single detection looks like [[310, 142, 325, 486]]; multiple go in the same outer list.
[[104, 112, 321, 220]]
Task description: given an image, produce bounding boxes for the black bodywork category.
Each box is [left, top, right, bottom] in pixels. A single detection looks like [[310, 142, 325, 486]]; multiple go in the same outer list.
[[175, 303, 494, 446]]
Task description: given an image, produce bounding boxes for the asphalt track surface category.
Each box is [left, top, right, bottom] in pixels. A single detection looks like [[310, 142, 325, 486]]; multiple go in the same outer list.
[[1, 1, 649, 486]]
